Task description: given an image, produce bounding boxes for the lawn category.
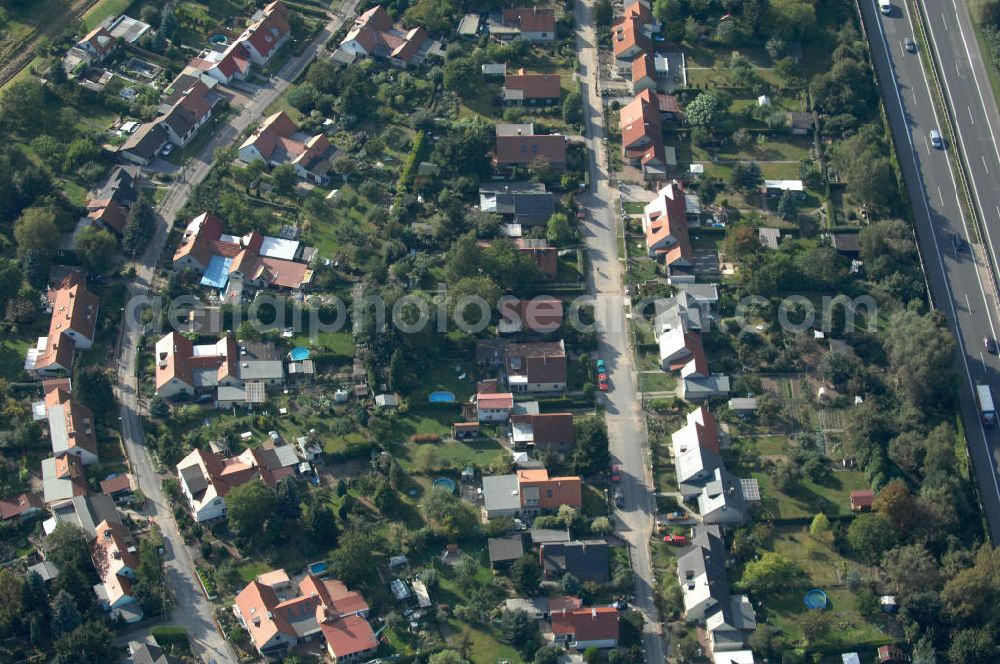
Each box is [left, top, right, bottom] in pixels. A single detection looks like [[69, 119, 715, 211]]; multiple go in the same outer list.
[[748, 526, 892, 652], [236, 561, 270, 583], [742, 466, 871, 518], [581, 483, 609, 518], [641, 371, 676, 393], [0, 331, 38, 381], [83, 0, 133, 30]]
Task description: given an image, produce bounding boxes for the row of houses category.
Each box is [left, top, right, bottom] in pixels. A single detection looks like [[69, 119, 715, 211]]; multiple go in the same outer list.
[[619, 88, 681, 180], [119, 77, 221, 167], [238, 111, 337, 184]]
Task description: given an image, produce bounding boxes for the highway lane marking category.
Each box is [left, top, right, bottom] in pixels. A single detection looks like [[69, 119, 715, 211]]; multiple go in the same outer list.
[[875, 0, 1000, 512], [935, 0, 1000, 285], [982, 352, 988, 374], [969, 105, 976, 123], [984, 155, 990, 173], [968, 293, 974, 312], [942, 12, 949, 29], [939, 186, 945, 205]]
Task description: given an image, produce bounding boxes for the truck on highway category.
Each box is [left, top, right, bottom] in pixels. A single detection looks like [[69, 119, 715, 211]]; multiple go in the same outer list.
[[879, 0, 892, 14], [977, 384, 996, 426]]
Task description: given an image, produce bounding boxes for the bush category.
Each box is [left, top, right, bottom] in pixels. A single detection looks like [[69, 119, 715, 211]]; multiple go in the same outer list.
[[409, 433, 442, 443]]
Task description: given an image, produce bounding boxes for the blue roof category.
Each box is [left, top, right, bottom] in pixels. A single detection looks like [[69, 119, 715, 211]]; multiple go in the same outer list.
[[200, 255, 232, 289]]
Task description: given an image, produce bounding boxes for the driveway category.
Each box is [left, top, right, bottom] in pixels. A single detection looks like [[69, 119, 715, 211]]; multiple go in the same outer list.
[[573, 0, 666, 660], [113, 2, 364, 662]]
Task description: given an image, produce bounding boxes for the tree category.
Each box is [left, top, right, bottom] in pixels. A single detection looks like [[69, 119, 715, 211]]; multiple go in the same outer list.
[[685, 90, 728, 128], [590, 516, 613, 536], [331, 531, 380, 589], [873, 479, 921, 535], [730, 161, 763, 195], [732, 127, 754, 152], [572, 416, 610, 476], [800, 610, 832, 645], [75, 367, 115, 421], [809, 513, 830, 537], [444, 57, 479, 98], [510, 555, 542, 595], [941, 545, 1000, 627], [149, 396, 169, 419], [501, 610, 540, 657], [740, 552, 801, 595], [561, 572, 581, 595], [483, 239, 540, 291], [50, 590, 81, 635], [75, 227, 118, 276], [429, 651, 465, 664], [14, 206, 60, 257], [749, 624, 784, 659], [122, 202, 156, 257], [420, 487, 480, 538], [446, 232, 484, 281], [44, 522, 91, 573], [52, 621, 117, 664], [562, 91, 583, 126], [884, 310, 957, 412], [770, 460, 802, 492], [535, 645, 563, 664], [847, 513, 897, 563], [449, 276, 501, 326], [777, 190, 798, 220], [768, 0, 816, 40], [271, 163, 297, 196], [226, 479, 278, 542], [300, 503, 339, 549], [403, 0, 457, 32], [766, 37, 787, 59], [546, 212, 573, 245], [947, 627, 998, 664], [595, 0, 614, 26], [883, 544, 941, 595]]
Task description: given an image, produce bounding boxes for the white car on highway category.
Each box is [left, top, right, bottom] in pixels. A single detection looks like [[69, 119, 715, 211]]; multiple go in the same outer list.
[[930, 129, 944, 149]]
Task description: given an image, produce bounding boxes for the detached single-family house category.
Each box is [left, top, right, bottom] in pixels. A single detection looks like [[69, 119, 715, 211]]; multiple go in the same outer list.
[[540, 540, 609, 582], [80, 165, 139, 235], [550, 606, 620, 650], [510, 412, 574, 451], [119, 122, 169, 167], [40, 379, 99, 466], [697, 468, 747, 524], [479, 181, 555, 227], [239, 111, 337, 184], [77, 26, 117, 62], [158, 79, 215, 147], [25, 273, 99, 378], [339, 4, 436, 68], [503, 69, 562, 105], [127, 641, 185, 664], [620, 90, 668, 181], [491, 7, 556, 41], [482, 469, 582, 518], [44, 494, 119, 537], [187, 43, 253, 85], [505, 340, 567, 393], [477, 391, 514, 422], [495, 124, 567, 171], [91, 519, 143, 622], [239, 1, 291, 66], [234, 571, 373, 658]]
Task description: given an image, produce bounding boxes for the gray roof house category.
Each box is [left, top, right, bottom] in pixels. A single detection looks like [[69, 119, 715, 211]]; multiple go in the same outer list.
[[698, 468, 748, 525], [707, 594, 757, 653], [488, 534, 526, 568], [128, 640, 185, 664], [654, 291, 703, 337], [676, 445, 725, 498], [529, 527, 572, 546], [44, 494, 121, 537], [479, 182, 556, 226], [483, 474, 521, 518], [676, 526, 728, 621], [540, 540, 609, 582]]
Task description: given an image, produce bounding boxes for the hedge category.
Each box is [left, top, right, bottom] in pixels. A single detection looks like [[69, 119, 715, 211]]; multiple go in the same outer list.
[[396, 130, 428, 194]]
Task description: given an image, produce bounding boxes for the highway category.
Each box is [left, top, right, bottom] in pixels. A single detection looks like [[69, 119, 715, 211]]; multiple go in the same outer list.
[[860, 0, 1000, 539], [113, 3, 361, 661], [573, 0, 667, 660]]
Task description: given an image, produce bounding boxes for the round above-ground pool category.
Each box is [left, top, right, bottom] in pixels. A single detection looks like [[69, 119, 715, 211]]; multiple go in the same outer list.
[[290, 347, 310, 361], [209, 34, 228, 44], [804, 589, 828, 610], [428, 390, 456, 403], [432, 477, 457, 494]]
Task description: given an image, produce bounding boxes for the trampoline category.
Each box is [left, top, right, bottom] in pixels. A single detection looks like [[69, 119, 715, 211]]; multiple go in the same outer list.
[[432, 478, 457, 494], [429, 390, 456, 403], [804, 589, 828, 610], [290, 347, 311, 361]]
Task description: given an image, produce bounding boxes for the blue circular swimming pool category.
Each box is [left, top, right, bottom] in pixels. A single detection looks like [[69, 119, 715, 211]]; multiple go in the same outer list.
[[429, 390, 456, 403], [432, 478, 456, 494]]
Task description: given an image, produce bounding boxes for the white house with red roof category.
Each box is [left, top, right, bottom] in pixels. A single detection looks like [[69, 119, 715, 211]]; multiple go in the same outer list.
[[549, 606, 620, 650], [188, 42, 253, 85], [239, 1, 291, 65], [239, 111, 337, 184], [77, 26, 117, 62], [40, 378, 99, 466], [91, 519, 143, 622], [25, 273, 100, 378], [233, 571, 375, 658], [339, 5, 437, 69]]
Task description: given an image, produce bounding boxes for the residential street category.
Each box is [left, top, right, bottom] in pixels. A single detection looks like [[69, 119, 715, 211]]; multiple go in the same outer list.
[[113, 3, 361, 662], [573, 1, 667, 661]]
